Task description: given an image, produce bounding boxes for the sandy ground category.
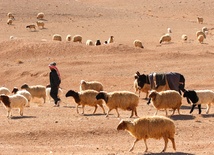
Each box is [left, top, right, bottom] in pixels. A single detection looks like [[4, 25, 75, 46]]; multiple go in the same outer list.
[[0, 0, 214, 154]]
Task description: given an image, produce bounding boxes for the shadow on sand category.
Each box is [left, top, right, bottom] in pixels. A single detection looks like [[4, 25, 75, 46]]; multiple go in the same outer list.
[[10, 116, 36, 120]]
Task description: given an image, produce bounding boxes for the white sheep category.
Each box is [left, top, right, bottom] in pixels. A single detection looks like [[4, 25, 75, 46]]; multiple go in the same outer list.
[[80, 80, 104, 92], [7, 12, 15, 20], [21, 84, 46, 103], [12, 87, 32, 107], [148, 90, 182, 116], [0, 87, 11, 95], [46, 85, 63, 104], [133, 40, 144, 48], [0, 94, 28, 118], [37, 12, 44, 19], [167, 28, 172, 33], [183, 89, 214, 114], [65, 89, 106, 114], [72, 35, 82, 43], [117, 116, 176, 152], [66, 35, 72, 41], [7, 19, 13, 25], [107, 36, 114, 44], [197, 16, 203, 24], [96, 91, 139, 118], [181, 34, 188, 41], [36, 21, 45, 29], [86, 40, 94, 46], [26, 25, 36, 31], [159, 34, 171, 44], [52, 34, 62, 41]]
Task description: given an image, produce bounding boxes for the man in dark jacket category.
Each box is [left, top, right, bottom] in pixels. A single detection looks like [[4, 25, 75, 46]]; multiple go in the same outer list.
[[49, 62, 61, 107]]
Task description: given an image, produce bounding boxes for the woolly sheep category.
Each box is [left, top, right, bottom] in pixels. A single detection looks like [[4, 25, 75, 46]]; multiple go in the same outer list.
[[181, 34, 188, 41], [148, 90, 182, 116], [159, 34, 171, 44], [37, 12, 44, 19], [107, 36, 114, 44], [26, 25, 36, 31], [72, 35, 82, 43], [7, 12, 15, 20], [86, 40, 94, 46], [197, 17, 203, 24], [52, 34, 62, 41], [0, 94, 28, 118], [0, 87, 11, 95], [65, 89, 105, 114], [95, 40, 101, 46], [12, 87, 32, 107], [133, 40, 144, 48], [80, 80, 103, 92], [36, 21, 45, 29], [7, 19, 13, 25], [46, 85, 63, 104], [21, 84, 46, 103], [96, 91, 139, 118], [197, 35, 204, 43], [183, 89, 214, 114], [66, 35, 72, 41], [117, 116, 176, 152]]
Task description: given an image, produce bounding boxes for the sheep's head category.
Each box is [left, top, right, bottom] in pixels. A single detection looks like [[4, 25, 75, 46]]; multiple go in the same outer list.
[[0, 95, 10, 107], [96, 92, 108, 103], [11, 87, 19, 94], [183, 90, 199, 104], [21, 83, 29, 89], [136, 73, 147, 89], [117, 120, 128, 130], [80, 80, 86, 85], [65, 90, 80, 103], [148, 90, 157, 100]]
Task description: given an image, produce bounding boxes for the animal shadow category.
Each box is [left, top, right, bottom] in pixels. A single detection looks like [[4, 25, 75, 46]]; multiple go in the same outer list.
[[201, 113, 214, 118], [143, 152, 194, 155], [170, 114, 195, 121], [83, 113, 106, 117], [10, 115, 36, 119]]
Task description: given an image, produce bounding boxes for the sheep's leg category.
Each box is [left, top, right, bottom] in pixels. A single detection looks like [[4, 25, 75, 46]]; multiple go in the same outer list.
[[190, 104, 196, 113], [134, 108, 138, 117], [19, 108, 23, 116], [115, 108, 120, 117], [98, 104, 106, 114], [130, 110, 134, 118], [177, 108, 181, 115], [82, 105, 85, 114], [76, 104, 80, 114], [162, 136, 168, 152], [206, 103, 211, 114], [165, 109, 168, 116], [198, 104, 202, 114], [106, 109, 112, 117], [93, 105, 98, 114], [129, 139, 139, 152], [171, 109, 176, 116], [169, 137, 176, 151], [7, 108, 11, 118], [144, 139, 148, 152]]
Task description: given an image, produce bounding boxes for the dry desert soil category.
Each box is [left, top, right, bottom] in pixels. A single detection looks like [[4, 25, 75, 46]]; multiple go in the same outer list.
[[0, 0, 214, 155]]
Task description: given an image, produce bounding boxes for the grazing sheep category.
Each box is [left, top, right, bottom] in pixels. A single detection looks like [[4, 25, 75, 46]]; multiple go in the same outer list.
[[0, 94, 28, 118], [159, 34, 171, 44], [52, 34, 62, 41], [134, 73, 150, 99], [72, 35, 82, 43], [148, 90, 182, 116], [46, 85, 63, 104], [95, 40, 101, 46], [80, 80, 103, 92], [7, 19, 13, 25], [197, 17, 203, 24], [133, 40, 144, 48], [36, 21, 45, 29], [65, 89, 105, 114], [11, 87, 32, 107], [7, 12, 15, 20], [117, 116, 176, 152], [197, 35, 204, 43], [0, 87, 11, 95], [37, 12, 44, 19], [26, 25, 36, 31], [21, 84, 46, 103], [66, 35, 72, 41], [107, 36, 114, 44], [86, 40, 94, 46], [183, 89, 214, 114], [167, 28, 172, 33], [96, 91, 139, 118], [181, 34, 188, 41]]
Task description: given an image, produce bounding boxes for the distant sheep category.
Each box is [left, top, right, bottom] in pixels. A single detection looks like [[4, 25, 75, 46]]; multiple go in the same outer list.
[[7, 12, 15, 20], [197, 17, 203, 24], [86, 40, 94, 46], [181, 34, 188, 41], [167, 28, 172, 33], [95, 40, 101, 46], [117, 116, 176, 152], [52, 34, 62, 41], [197, 35, 204, 43], [107, 36, 114, 44], [26, 25, 36, 31], [37, 12, 44, 19], [133, 40, 144, 48], [66, 35, 72, 41], [148, 90, 182, 116], [183, 89, 214, 114], [46, 85, 63, 104], [159, 34, 171, 44], [21, 84, 46, 103], [96, 91, 139, 118], [0, 87, 11, 95], [80, 80, 103, 92], [72, 35, 82, 43], [7, 19, 13, 25], [36, 21, 45, 29], [65, 89, 105, 114], [0, 94, 28, 118], [12, 87, 32, 107]]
